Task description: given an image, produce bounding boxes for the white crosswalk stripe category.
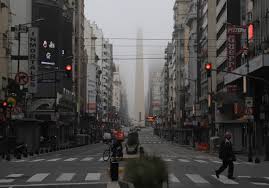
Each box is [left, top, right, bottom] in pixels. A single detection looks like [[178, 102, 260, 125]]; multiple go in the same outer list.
[[169, 174, 180, 183], [178, 159, 190, 163], [30, 159, 45, 162], [85, 173, 101, 181], [194, 159, 208, 163], [47, 158, 62, 162], [251, 182, 269, 186], [6, 174, 24, 178], [212, 175, 239, 184], [26, 173, 50, 182], [12, 160, 26, 163], [81, 157, 94, 161], [56, 173, 76, 182], [211, 160, 222, 164], [0, 179, 15, 183], [64, 158, 77, 162], [186, 174, 209, 184], [163, 158, 173, 162]]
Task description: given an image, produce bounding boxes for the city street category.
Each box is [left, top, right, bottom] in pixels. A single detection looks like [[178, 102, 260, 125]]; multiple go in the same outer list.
[[0, 128, 269, 187], [140, 127, 269, 188], [0, 143, 110, 188]]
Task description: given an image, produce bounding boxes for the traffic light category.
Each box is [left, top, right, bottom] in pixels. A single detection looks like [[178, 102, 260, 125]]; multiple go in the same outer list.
[[2, 101, 8, 108], [65, 64, 72, 78], [205, 63, 212, 77]]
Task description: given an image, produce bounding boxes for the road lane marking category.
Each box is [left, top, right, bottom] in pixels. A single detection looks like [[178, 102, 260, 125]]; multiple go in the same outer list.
[[26, 173, 50, 182], [12, 160, 26, 163], [99, 157, 104, 161], [186, 174, 209, 184], [6, 174, 23, 178], [81, 157, 94, 161], [47, 158, 61, 162], [0, 182, 107, 187], [194, 159, 208, 163], [211, 160, 222, 164], [169, 174, 180, 183], [265, 177, 269, 180], [234, 162, 240, 165], [85, 173, 101, 181], [163, 158, 173, 162], [251, 182, 269, 186], [178, 159, 190, 163], [30, 159, 45, 162], [238, 176, 251, 178], [212, 175, 239, 184], [56, 173, 76, 182], [0, 179, 15, 183], [64, 158, 77, 162]]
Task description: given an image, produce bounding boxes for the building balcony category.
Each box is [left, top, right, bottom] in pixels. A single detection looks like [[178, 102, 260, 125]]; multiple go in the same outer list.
[[224, 54, 269, 85], [216, 0, 226, 17], [216, 14, 227, 34]]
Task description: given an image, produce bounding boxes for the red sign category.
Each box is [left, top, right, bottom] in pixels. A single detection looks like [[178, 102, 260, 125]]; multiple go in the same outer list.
[[227, 33, 236, 71], [15, 72, 29, 86]]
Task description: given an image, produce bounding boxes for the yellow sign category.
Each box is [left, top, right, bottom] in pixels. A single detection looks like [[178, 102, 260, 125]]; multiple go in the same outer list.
[[7, 97, 16, 107]]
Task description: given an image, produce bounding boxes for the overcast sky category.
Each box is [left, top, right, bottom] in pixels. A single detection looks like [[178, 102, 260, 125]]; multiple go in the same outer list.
[[85, 0, 174, 117]]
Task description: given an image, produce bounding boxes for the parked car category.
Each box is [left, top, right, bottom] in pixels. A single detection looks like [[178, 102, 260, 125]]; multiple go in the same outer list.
[[125, 132, 139, 154]]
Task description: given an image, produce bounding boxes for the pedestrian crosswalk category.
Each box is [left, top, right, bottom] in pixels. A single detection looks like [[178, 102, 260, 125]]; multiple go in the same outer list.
[[0, 172, 268, 186], [4, 156, 258, 166]]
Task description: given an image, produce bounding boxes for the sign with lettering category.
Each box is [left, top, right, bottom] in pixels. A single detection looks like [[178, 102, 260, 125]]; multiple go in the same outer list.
[[28, 27, 39, 93]]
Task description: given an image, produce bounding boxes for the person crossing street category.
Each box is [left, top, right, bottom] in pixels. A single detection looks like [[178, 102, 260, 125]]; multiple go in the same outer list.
[[215, 131, 236, 179]]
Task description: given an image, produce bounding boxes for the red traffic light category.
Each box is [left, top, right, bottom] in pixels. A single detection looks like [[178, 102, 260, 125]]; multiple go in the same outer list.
[[205, 63, 212, 70], [2, 101, 8, 107], [65, 65, 72, 71]]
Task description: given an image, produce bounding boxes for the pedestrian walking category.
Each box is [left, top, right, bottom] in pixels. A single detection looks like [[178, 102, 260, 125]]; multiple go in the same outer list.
[[215, 131, 236, 179]]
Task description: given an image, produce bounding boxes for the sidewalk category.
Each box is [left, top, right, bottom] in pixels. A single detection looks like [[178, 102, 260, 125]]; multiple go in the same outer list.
[[177, 143, 269, 163]]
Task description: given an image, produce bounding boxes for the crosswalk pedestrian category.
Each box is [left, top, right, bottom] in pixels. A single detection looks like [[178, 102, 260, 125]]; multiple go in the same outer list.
[[26, 173, 50, 182], [1, 172, 268, 186], [63, 158, 77, 162], [185, 174, 209, 184], [56, 173, 76, 182]]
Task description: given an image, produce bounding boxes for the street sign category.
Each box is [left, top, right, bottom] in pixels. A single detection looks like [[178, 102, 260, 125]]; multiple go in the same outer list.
[[245, 97, 253, 108], [15, 72, 29, 86], [28, 27, 39, 93], [245, 107, 253, 115], [7, 97, 16, 107]]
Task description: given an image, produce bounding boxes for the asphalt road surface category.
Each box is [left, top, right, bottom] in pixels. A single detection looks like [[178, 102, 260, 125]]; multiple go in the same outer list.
[[1, 127, 269, 188], [140, 127, 269, 188]]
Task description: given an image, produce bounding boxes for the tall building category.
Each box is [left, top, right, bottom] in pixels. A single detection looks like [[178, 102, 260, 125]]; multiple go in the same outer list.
[[84, 19, 97, 115], [134, 29, 145, 127], [29, 0, 75, 123], [183, 0, 198, 125], [112, 66, 121, 113], [222, 0, 269, 154], [197, 0, 216, 138], [172, 0, 190, 128], [149, 72, 162, 117], [0, 0, 11, 122], [91, 23, 114, 124], [74, 0, 86, 126]]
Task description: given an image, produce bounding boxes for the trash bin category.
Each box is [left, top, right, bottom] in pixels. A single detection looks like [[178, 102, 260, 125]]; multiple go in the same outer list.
[[110, 161, 119, 181]]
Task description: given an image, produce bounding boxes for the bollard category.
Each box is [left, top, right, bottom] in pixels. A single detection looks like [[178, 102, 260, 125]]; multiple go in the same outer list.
[[110, 161, 119, 181]]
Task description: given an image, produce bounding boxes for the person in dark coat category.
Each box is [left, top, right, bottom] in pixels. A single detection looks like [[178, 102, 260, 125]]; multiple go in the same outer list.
[[215, 131, 236, 179]]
